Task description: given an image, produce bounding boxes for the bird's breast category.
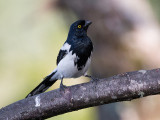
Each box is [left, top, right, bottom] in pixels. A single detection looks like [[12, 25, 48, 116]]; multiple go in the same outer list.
[[57, 50, 90, 78]]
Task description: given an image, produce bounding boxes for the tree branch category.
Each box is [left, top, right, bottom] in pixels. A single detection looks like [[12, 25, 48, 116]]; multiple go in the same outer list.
[[1, 68, 160, 119]]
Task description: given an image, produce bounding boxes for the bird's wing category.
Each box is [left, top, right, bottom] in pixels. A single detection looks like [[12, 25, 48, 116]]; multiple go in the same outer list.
[[56, 49, 67, 65], [56, 42, 71, 65]]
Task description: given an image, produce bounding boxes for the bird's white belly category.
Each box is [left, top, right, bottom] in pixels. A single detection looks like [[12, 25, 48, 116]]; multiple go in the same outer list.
[[56, 52, 91, 79]]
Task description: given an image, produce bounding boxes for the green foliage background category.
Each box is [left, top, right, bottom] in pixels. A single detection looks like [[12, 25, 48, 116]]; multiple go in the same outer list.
[[0, 0, 97, 119]]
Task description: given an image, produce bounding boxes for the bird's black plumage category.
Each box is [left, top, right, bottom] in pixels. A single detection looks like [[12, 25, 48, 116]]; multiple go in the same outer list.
[[56, 20, 93, 70], [68, 37, 93, 70], [66, 20, 93, 70], [57, 49, 67, 65], [26, 20, 93, 98], [26, 71, 57, 98]]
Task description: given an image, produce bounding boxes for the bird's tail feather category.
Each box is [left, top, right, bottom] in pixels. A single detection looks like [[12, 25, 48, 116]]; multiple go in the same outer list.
[[26, 71, 57, 98]]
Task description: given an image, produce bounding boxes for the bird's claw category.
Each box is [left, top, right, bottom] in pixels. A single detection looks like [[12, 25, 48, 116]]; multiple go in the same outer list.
[[60, 84, 67, 91], [85, 75, 98, 82]]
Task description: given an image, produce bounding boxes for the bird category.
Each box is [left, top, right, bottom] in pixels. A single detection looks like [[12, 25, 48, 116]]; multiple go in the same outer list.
[[26, 20, 93, 98]]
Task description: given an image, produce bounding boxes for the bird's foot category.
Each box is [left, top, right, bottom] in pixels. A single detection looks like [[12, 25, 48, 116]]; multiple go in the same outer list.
[[84, 75, 98, 81], [60, 83, 67, 91]]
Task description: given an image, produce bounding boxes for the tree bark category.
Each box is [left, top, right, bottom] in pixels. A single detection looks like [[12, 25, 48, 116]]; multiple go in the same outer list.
[[1, 68, 160, 120]]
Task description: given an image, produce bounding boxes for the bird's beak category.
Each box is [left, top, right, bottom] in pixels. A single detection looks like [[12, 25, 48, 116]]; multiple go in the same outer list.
[[84, 20, 92, 28]]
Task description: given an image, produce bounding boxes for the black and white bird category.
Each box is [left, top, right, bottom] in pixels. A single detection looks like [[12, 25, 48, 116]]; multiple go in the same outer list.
[[26, 20, 93, 98]]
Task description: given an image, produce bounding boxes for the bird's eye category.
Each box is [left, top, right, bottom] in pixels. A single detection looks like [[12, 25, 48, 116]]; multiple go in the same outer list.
[[78, 25, 81, 28]]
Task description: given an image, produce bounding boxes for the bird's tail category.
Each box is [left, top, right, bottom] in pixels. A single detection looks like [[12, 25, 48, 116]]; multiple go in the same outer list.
[[26, 71, 57, 98]]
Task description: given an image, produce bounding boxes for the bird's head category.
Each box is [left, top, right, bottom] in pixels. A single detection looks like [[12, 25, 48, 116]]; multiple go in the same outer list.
[[69, 20, 92, 37]]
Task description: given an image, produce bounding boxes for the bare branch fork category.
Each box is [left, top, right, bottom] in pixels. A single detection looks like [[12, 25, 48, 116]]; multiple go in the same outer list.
[[1, 68, 160, 120]]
